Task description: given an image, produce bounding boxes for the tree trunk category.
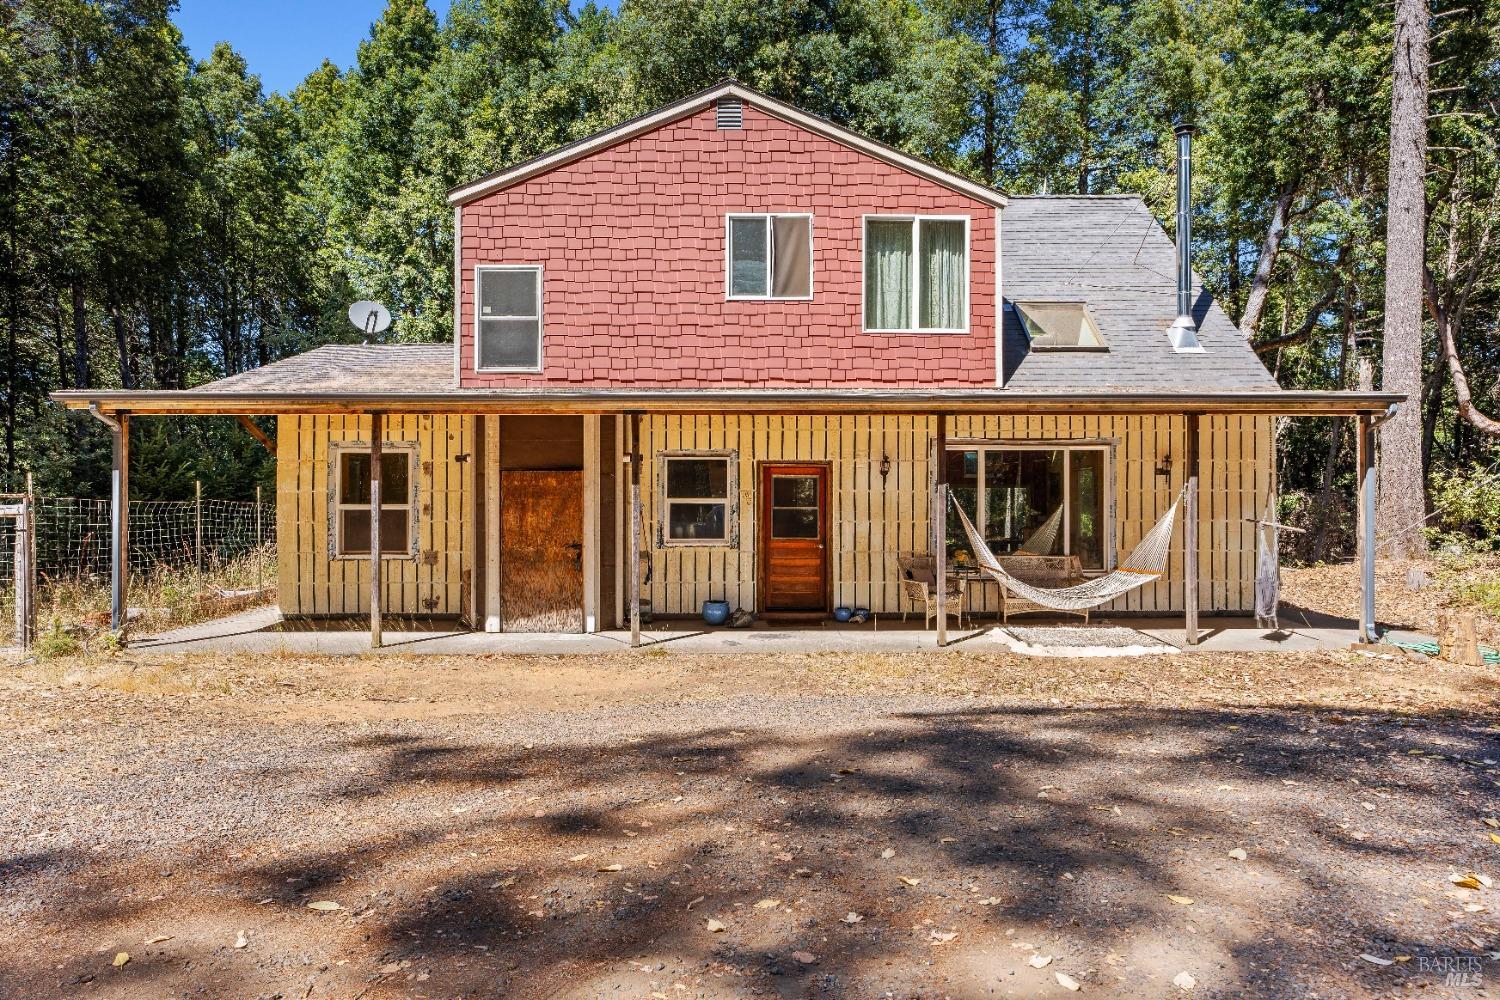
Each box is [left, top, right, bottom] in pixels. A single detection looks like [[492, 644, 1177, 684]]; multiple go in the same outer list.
[[1376, 0, 1430, 559], [1238, 184, 1297, 340], [71, 280, 89, 390], [108, 288, 134, 391]]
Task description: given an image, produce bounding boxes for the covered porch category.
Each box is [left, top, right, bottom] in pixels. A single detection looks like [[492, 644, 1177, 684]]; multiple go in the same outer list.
[[53, 382, 1401, 652]]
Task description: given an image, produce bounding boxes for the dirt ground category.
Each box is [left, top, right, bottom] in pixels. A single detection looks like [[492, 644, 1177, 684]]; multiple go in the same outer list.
[[1, 643, 1498, 1000]]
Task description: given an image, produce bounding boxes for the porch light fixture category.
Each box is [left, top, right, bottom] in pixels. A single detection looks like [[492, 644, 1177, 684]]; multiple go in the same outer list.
[[879, 454, 891, 484]]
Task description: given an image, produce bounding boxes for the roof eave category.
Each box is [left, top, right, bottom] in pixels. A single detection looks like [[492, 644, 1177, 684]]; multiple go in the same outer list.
[[445, 81, 1008, 209], [51, 388, 1404, 418]]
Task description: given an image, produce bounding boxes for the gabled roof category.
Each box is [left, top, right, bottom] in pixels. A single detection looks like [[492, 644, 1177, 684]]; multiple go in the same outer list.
[[446, 80, 1009, 209], [1000, 196, 1280, 392]]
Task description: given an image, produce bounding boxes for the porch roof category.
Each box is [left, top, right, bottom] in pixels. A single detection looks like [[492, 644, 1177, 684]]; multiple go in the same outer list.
[[53, 357, 1401, 418]]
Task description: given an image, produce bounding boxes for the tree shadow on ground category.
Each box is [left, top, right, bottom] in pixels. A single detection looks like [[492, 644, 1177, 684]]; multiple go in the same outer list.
[[5, 703, 1497, 998]]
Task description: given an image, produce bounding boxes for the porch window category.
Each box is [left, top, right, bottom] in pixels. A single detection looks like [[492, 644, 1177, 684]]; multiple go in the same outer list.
[[475, 265, 542, 371], [335, 449, 414, 556], [727, 214, 812, 299], [944, 445, 1109, 570], [661, 453, 736, 545], [864, 217, 968, 332]]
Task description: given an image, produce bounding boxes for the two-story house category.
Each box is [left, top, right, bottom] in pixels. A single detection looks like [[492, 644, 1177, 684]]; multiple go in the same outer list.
[[55, 82, 1400, 646]]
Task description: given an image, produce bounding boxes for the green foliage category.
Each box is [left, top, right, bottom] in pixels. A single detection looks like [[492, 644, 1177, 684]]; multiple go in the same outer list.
[[1, 0, 1497, 517], [1428, 465, 1500, 551]]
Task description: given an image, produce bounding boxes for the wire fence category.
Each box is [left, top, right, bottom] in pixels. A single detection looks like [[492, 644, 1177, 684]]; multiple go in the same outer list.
[[0, 493, 275, 584]]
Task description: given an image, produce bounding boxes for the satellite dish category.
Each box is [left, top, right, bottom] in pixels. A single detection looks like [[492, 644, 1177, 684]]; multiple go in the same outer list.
[[348, 300, 392, 336]]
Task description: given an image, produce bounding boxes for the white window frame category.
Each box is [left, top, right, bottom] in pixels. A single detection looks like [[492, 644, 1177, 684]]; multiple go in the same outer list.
[[724, 213, 814, 301], [473, 264, 544, 373], [330, 442, 418, 560], [861, 214, 971, 334], [657, 450, 739, 547], [945, 440, 1114, 571]]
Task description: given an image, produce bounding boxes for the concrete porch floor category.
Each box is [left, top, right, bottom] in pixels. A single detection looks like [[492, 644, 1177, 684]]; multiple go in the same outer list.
[[126, 605, 1411, 657]]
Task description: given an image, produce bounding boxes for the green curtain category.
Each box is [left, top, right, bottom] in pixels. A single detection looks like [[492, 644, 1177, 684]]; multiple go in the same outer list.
[[919, 220, 965, 328], [865, 221, 912, 329]]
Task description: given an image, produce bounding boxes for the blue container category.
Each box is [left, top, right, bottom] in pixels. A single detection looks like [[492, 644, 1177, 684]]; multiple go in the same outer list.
[[833, 606, 853, 622], [702, 600, 731, 626]]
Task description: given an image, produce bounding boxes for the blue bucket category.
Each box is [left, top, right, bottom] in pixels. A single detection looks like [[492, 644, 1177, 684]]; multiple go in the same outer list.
[[702, 600, 731, 626], [833, 606, 853, 622]]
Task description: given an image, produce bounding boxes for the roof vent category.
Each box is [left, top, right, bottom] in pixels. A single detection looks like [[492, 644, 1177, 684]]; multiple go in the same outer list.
[[715, 97, 743, 130], [1168, 121, 1204, 353]]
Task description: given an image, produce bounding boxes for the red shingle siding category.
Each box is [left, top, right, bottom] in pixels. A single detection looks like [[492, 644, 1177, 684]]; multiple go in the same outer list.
[[459, 105, 997, 387]]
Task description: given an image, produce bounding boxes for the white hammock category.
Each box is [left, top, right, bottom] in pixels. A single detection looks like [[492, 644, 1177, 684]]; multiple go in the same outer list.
[[1017, 505, 1063, 555], [949, 489, 1183, 612]]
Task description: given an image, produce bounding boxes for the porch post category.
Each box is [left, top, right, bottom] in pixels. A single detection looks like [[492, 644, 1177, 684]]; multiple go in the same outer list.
[[1357, 412, 1377, 642], [627, 411, 642, 648], [934, 413, 948, 647], [1184, 412, 1200, 645], [369, 412, 383, 648], [110, 412, 130, 636]]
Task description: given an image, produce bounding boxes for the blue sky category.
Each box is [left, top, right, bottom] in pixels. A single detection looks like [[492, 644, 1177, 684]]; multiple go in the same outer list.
[[175, 1, 613, 96]]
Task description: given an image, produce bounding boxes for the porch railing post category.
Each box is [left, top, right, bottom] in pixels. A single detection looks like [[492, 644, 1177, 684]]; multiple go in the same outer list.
[[1357, 412, 1376, 642], [627, 411, 642, 648], [370, 411, 383, 649], [1184, 412, 1200, 645], [934, 413, 948, 647], [111, 412, 130, 638]]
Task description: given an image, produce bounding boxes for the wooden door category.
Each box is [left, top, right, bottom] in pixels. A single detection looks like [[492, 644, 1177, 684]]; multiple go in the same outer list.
[[500, 470, 583, 632], [760, 464, 829, 613]]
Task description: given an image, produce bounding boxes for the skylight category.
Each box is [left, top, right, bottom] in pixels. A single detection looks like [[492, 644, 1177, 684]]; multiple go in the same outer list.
[[1014, 301, 1106, 351]]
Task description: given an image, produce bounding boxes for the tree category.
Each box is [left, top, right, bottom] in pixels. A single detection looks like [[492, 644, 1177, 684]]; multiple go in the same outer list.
[[1377, 0, 1431, 559]]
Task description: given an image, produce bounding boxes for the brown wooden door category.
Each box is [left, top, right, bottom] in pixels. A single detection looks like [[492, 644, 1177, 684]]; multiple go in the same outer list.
[[500, 470, 583, 632], [760, 464, 829, 613]]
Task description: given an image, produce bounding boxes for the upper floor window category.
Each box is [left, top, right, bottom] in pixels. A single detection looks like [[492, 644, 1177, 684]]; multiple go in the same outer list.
[[726, 214, 812, 300], [863, 216, 968, 333], [476, 265, 542, 371]]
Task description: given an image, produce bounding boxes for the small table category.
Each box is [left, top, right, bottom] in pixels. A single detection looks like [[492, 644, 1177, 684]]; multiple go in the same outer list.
[[949, 569, 1003, 624]]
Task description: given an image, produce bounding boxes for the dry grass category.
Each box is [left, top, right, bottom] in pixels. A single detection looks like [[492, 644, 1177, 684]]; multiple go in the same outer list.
[[17, 548, 276, 655], [1283, 553, 1500, 646]]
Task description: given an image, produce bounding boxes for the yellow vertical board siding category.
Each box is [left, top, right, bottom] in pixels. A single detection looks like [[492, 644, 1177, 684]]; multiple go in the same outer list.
[[274, 414, 472, 616], [276, 411, 1273, 619], [635, 413, 1270, 616]]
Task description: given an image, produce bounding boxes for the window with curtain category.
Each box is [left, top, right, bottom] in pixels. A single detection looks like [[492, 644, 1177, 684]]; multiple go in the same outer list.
[[335, 449, 413, 556], [727, 214, 812, 299], [944, 445, 1110, 569], [475, 266, 542, 370], [864, 217, 967, 331]]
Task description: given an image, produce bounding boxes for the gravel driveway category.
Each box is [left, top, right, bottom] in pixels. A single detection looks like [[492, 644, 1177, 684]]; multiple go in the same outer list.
[[1, 649, 1497, 999]]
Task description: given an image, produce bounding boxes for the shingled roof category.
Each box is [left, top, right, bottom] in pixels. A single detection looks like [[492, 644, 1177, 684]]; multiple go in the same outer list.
[[200, 343, 454, 393], [1000, 195, 1278, 391]]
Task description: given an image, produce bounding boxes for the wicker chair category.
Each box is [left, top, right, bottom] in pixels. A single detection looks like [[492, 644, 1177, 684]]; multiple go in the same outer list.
[[994, 553, 1089, 624], [896, 554, 966, 628]]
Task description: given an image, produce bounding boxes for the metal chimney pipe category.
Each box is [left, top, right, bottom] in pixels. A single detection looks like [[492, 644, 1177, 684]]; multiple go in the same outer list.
[[1168, 120, 1203, 352], [1174, 121, 1195, 322]]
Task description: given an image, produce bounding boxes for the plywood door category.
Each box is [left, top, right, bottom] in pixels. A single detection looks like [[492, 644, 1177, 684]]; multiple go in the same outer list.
[[760, 464, 829, 613], [500, 470, 583, 632]]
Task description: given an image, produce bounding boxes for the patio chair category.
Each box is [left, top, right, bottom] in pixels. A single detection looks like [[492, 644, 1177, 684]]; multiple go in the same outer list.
[[896, 554, 966, 629]]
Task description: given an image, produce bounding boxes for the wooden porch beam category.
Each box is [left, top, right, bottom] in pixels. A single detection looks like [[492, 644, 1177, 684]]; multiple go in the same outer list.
[[370, 412, 383, 649], [934, 413, 948, 647], [235, 415, 276, 455], [627, 411, 642, 648], [1184, 413, 1200, 645], [1356, 412, 1376, 642]]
